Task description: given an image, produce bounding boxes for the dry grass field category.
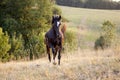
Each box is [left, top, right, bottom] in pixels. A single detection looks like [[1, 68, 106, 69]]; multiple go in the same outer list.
[[0, 49, 120, 80]]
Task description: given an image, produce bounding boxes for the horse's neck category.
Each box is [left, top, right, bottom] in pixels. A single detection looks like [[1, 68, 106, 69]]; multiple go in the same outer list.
[[51, 25, 55, 32]]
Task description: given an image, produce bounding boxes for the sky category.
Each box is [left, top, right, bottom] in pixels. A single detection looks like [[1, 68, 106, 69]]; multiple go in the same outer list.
[[112, 0, 120, 2]]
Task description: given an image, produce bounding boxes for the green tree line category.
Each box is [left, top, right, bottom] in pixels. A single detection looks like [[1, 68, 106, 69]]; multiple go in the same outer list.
[[56, 0, 120, 10], [0, 0, 54, 61]]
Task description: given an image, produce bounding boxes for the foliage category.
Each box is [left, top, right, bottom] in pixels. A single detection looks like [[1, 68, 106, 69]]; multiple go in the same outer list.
[[0, 0, 53, 60], [9, 33, 25, 60], [0, 28, 11, 62], [1, 17, 18, 37], [0, 0, 52, 37], [0, 0, 33, 29], [25, 32, 45, 60]]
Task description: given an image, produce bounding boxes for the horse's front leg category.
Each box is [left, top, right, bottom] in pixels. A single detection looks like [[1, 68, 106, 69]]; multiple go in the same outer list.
[[58, 49, 61, 65], [51, 47, 57, 65], [47, 46, 51, 62], [53, 48, 57, 65]]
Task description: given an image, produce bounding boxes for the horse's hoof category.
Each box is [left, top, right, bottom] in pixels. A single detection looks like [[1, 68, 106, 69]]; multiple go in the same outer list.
[[58, 61, 60, 65], [53, 62, 57, 65]]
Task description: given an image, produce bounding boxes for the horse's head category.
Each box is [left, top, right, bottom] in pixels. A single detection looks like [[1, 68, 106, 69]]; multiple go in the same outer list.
[[52, 15, 61, 38]]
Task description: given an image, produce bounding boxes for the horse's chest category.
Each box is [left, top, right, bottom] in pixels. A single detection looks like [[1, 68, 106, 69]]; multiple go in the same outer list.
[[46, 28, 56, 39]]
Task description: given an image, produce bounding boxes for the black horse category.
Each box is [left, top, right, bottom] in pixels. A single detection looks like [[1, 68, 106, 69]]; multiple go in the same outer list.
[[44, 15, 63, 65]]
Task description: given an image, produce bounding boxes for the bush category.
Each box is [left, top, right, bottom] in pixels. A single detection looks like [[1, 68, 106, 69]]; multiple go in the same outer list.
[[101, 20, 116, 47], [64, 30, 78, 51], [0, 28, 11, 62], [25, 32, 45, 60], [94, 20, 117, 50], [94, 36, 106, 50], [9, 33, 25, 60]]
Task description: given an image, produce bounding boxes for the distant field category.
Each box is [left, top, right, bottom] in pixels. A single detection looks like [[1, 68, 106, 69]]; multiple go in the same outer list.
[[59, 5, 120, 28], [59, 5, 120, 48]]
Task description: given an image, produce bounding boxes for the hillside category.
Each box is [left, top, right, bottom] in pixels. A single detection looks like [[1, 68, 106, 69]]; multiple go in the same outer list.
[[0, 5, 120, 80], [59, 5, 120, 48], [0, 49, 120, 80], [59, 5, 120, 27]]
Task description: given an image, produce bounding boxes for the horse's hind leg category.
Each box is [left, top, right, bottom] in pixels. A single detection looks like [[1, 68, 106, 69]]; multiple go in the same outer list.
[[47, 46, 51, 62]]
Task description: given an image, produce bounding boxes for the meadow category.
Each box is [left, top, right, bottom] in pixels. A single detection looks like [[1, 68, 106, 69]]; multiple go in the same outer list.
[[59, 5, 120, 49], [59, 5, 120, 27], [0, 49, 120, 80], [0, 5, 120, 80]]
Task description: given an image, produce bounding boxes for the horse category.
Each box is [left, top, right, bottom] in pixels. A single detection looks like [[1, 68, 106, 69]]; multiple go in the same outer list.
[[44, 15, 66, 65]]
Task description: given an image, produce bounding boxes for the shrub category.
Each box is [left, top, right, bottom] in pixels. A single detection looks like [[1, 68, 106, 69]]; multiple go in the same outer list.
[[94, 36, 105, 50], [101, 20, 116, 47], [0, 28, 11, 62], [9, 33, 25, 60], [64, 30, 78, 51], [25, 32, 45, 60], [94, 20, 116, 50]]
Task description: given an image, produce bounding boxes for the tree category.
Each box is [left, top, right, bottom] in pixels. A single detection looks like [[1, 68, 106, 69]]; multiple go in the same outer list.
[[0, 0, 53, 60], [0, 0, 52, 36]]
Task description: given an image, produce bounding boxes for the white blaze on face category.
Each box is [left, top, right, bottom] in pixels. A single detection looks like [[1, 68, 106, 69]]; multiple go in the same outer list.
[[57, 21, 60, 27]]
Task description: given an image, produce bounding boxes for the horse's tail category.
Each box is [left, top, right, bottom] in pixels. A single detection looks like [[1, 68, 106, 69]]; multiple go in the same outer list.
[[61, 23, 66, 35], [60, 23, 66, 44]]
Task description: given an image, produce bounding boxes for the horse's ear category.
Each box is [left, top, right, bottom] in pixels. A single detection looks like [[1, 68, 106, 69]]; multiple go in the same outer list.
[[58, 15, 61, 21], [52, 15, 54, 18]]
